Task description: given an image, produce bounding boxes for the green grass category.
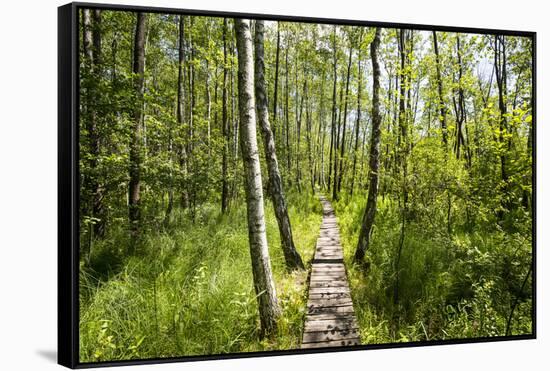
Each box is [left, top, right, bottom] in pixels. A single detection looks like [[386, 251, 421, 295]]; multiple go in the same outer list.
[[333, 192, 532, 345], [79, 191, 322, 362]]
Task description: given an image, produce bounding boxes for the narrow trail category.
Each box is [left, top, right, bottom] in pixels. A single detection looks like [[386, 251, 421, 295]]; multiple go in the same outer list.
[[301, 195, 360, 349]]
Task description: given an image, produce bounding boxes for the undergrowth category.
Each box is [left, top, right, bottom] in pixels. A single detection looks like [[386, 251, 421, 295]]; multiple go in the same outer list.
[[79, 191, 322, 362]]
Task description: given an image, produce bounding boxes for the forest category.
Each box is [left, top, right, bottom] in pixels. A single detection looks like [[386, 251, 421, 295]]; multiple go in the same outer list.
[[78, 8, 533, 362]]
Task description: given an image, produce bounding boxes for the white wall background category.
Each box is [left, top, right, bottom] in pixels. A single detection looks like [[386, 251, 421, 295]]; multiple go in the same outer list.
[[0, 0, 545, 369]]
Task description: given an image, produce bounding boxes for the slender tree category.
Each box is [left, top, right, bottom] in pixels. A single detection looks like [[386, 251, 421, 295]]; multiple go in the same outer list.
[[432, 31, 448, 147], [394, 29, 412, 307], [221, 18, 230, 213], [284, 33, 292, 178], [328, 26, 338, 193], [235, 18, 280, 337], [175, 15, 189, 213], [350, 30, 364, 196], [273, 22, 281, 140], [494, 34, 510, 218], [336, 38, 354, 196], [354, 28, 382, 262], [81, 9, 104, 263], [254, 20, 304, 270], [128, 12, 147, 251]]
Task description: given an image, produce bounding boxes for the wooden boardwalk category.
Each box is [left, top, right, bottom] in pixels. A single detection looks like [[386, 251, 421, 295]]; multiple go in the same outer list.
[[301, 196, 360, 349]]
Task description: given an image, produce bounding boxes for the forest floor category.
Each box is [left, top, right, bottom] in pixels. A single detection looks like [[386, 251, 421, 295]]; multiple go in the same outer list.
[[79, 191, 323, 362], [79, 189, 532, 362]]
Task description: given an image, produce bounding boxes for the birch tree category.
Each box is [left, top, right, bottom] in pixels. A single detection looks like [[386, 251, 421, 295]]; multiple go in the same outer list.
[[235, 18, 280, 336]]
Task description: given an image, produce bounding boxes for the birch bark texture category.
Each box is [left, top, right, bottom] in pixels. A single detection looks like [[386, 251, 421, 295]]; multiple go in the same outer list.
[[235, 18, 281, 336], [254, 20, 304, 271]]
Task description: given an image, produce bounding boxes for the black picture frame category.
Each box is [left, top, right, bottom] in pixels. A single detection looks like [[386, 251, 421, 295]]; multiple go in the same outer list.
[[58, 2, 537, 368]]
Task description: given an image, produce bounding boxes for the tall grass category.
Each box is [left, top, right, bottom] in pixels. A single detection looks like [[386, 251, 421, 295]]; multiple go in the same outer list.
[[334, 192, 532, 344], [79, 192, 322, 362]]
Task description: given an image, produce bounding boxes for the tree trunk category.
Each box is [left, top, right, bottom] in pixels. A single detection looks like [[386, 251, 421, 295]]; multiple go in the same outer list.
[[177, 15, 189, 209], [284, 39, 292, 179], [350, 34, 363, 196], [221, 18, 230, 213], [306, 84, 315, 193], [333, 67, 344, 200], [494, 35, 509, 218], [188, 17, 197, 220], [254, 21, 304, 270], [92, 11, 103, 224], [337, 41, 353, 195], [128, 12, 147, 251], [273, 22, 281, 140], [354, 28, 382, 262], [454, 35, 468, 163], [82, 9, 105, 244], [393, 29, 411, 307], [432, 31, 448, 147], [328, 26, 337, 194], [235, 18, 281, 337], [318, 70, 327, 189]]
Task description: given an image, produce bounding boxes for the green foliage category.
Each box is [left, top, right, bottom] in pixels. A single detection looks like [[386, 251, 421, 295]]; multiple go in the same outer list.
[[79, 192, 322, 361], [335, 162, 532, 343], [78, 7, 533, 361]]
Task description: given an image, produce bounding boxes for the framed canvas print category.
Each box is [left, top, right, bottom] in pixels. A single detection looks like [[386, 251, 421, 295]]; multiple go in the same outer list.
[[58, 2, 536, 368]]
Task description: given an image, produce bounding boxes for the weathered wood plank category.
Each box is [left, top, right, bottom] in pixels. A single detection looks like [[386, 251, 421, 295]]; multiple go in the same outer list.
[[307, 305, 355, 316], [311, 276, 347, 281], [309, 281, 349, 288], [308, 287, 351, 295], [309, 277, 349, 283], [310, 272, 347, 278], [301, 339, 361, 348], [307, 299, 353, 309], [311, 263, 346, 268], [302, 328, 360, 343], [308, 292, 351, 300], [315, 254, 344, 260], [304, 319, 358, 332], [307, 304, 355, 319]]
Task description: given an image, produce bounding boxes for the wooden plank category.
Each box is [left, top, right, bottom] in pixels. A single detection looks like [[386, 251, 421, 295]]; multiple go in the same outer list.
[[315, 246, 342, 251], [302, 328, 360, 343], [307, 301, 353, 308], [310, 279, 348, 285], [309, 276, 347, 282], [305, 313, 355, 321], [304, 320, 358, 333], [311, 273, 347, 278], [317, 237, 340, 242], [316, 252, 343, 257], [308, 283, 350, 290], [307, 299, 353, 309], [304, 319, 359, 332], [308, 292, 351, 300], [307, 305, 355, 316], [311, 263, 346, 268], [310, 270, 347, 276], [315, 249, 342, 253], [310, 284, 349, 289], [308, 287, 350, 294], [311, 268, 346, 273], [311, 270, 346, 275], [301, 338, 360, 348]]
